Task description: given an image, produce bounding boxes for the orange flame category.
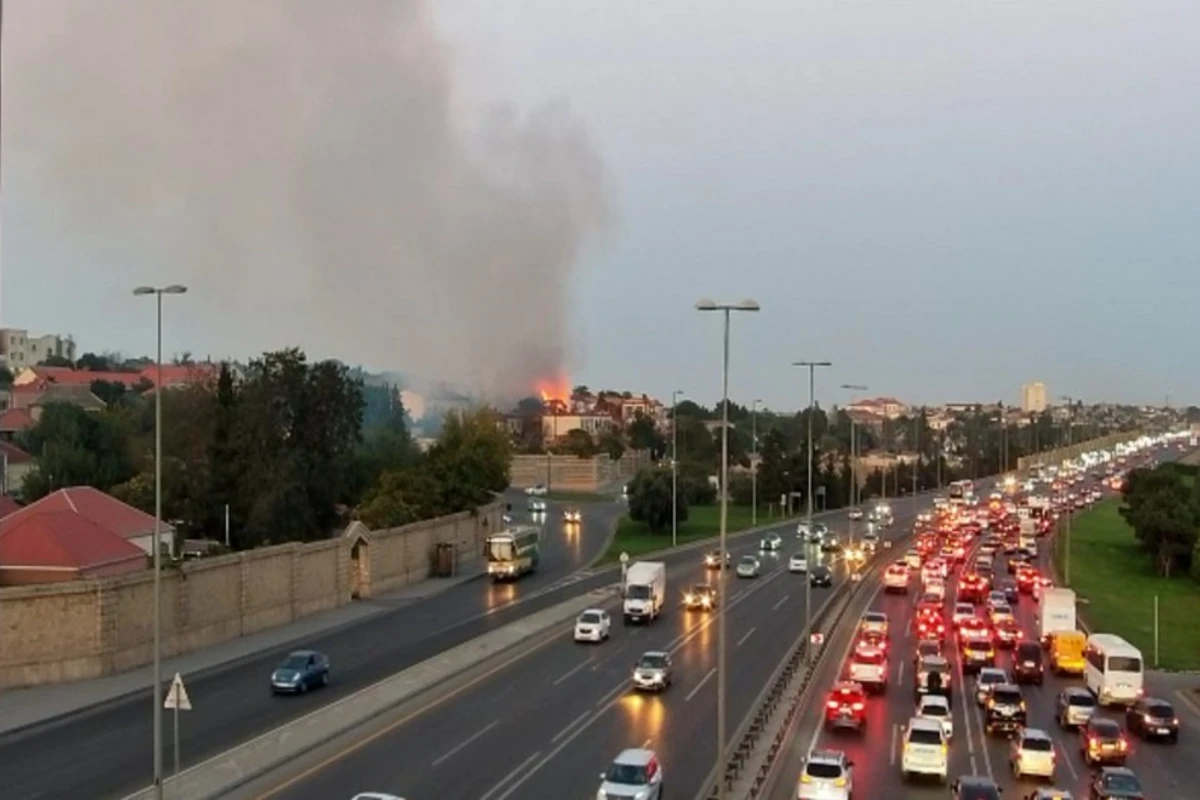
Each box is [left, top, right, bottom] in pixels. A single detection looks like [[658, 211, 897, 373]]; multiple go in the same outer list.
[[535, 375, 571, 406]]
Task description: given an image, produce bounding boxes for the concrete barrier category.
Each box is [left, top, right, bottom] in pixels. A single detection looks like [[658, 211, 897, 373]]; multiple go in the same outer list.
[[121, 584, 621, 800]]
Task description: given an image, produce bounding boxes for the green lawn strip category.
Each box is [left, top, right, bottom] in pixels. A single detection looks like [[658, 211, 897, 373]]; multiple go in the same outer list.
[[597, 505, 796, 565], [545, 490, 612, 503], [1057, 498, 1200, 671]]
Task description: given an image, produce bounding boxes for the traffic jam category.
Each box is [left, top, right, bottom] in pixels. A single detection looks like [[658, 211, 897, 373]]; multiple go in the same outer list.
[[796, 450, 1185, 800]]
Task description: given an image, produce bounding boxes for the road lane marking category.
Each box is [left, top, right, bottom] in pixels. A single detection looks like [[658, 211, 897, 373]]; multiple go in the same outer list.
[[773, 594, 790, 611], [1055, 732, 1079, 781], [896, 661, 904, 684], [478, 749, 543, 800], [1175, 688, 1200, 721], [642, 738, 652, 749], [594, 682, 627, 709], [737, 627, 757, 647], [686, 668, 716, 702], [552, 655, 595, 685], [550, 710, 591, 743], [890, 723, 899, 765], [430, 719, 500, 767]]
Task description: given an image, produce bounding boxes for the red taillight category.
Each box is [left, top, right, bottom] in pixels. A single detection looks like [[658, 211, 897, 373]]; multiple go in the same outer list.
[[827, 700, 839, 709]]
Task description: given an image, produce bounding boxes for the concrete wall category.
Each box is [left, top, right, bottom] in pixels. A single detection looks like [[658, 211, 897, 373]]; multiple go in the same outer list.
[[509, 451, 650, 491], [0, 502, 501, 689], [1016, 430, 1144, 473]]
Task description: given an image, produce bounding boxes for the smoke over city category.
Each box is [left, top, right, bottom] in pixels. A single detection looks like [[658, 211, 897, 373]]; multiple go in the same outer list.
[[5, 0, 610, 400]]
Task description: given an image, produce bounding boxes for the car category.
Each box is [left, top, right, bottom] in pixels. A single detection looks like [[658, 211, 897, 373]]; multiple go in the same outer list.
[[1022, 790, 1074, 800], [986, 591, 1007, 610], [915, 611, 946, 642], [884, 563, 910, 593], [974, 667, 1009, 705], [808, 522, 830, 543], [862, 532, 880, 552], [918, 693, 953, 739], [905, 549, 923, 569], [797, 521, 812, 538], [998, 578, 1020, 603], [527, 498, 547, 513], [900, 716, 948, 783], [994, 618, 1022, 649], [597, 748, 664, 800], [856, 629, 888, 655], [984, 684, 1027, 736], [1088, 765, 1144, 799], [631, 651, 672, 692], [825, 681, 868, 731], [951, 775, 1002, 799], [1125, 696, 1179, 742], [821, 534, 842, 552], [797, 749, 854, 800], [1013, 641, 1044, 685], [952, 602, 977, 628], [988, 603, 1014, 626], [1056, 686, 1098, 729], [760, 532, 782, 551], [860, 611, 889, 637], [573, 608, 611, 642], [848, 647, 888, 693], [736, 555, 761, 578], [788, 553, 809, 573], [924, 579, 946, 602], [809, 565, 834, 587], [959, 573, 988, 602], [848, 508, 864, 520], [913, 639, 941, 666], [1010, 727, 1057, 779], [960, 638, 996, 673], [270, 649, 330, 694], [704, 549, 731, 569], [563, 508, 582, 523], [683, 585, 716, 611], [1080, 717, 1128, 766], [914, 655, 952, 702], [351, 794, 407, 800], [1016, 567, 1040, 594], [525, 483, 547, 496]]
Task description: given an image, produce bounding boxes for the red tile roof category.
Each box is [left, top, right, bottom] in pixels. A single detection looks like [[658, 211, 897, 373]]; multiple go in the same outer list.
[[0, 509, 146, 571], [5, 486, 170, 540], [0, 441, 34, 465], [0, 495, 22, 518], [140, 363, 217, 387], [0, 408, 34, 432], [23, 366, 144, 387]]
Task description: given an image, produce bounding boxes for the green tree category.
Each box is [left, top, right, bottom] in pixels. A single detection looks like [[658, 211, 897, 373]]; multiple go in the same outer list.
[[597, 428, 626, 461], [75, 352, 116, 372], [425, 408, 511, 512], [0, 365, 13, 389], [627, 466, 685, 533], [1120, 465, 1200, 577], [560, 428, 598, 458], [38, 354, 73, 367], [754, 428, 790, 508], [355, 467, 446, 528], [90, 379, 128, 406], [18, 404, 137, 499], [628, 411, 664, 457]]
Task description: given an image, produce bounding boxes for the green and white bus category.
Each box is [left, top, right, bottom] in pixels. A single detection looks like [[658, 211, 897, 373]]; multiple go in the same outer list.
[[486, 525, 541, 581]]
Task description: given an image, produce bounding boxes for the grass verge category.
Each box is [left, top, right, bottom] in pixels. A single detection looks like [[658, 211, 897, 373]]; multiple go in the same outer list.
[[597, 505, 794, 565], [1056, 498, 1200, 671], [545, 490, 612, 503]]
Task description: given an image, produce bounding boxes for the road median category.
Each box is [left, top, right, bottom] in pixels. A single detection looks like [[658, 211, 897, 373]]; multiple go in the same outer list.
[[121, 584, 620, 800]]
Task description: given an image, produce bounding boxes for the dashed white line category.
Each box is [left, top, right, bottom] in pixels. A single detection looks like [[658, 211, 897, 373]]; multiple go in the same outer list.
[[889, 723, 899, 765], [431, 719, 500, 767], [550, 710, 591, 743], [686, 668, 716, 702], [737, 627, 757, 647], [773, 594, 790, 611], [553, 656, 595, 685], [478, 749, 542, 800], [897, 661, 904, 684]]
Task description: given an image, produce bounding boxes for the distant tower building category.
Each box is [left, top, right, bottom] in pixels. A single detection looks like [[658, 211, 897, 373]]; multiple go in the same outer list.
[[1021, 382, 1048, 413]]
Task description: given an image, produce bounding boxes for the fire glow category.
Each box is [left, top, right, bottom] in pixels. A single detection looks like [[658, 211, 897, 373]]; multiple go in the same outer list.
[[535, 375, 571, 406]]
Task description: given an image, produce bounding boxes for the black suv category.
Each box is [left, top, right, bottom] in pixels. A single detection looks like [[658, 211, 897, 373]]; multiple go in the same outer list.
[[809, 565, 834, 587], [984, 684, 1026, 735], [1012, 641, 1044, 685], [1125, 697, 1179, 743]]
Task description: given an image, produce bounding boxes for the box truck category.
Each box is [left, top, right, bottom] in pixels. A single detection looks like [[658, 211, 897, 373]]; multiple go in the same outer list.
[[623, 561, 666, 624], [1038, 587, 1076, 643]]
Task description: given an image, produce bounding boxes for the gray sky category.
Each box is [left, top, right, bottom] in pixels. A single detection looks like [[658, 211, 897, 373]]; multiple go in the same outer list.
[[3, 1, 1198, 409]]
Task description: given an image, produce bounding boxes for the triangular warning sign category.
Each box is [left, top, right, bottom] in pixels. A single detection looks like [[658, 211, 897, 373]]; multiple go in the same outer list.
[[164, 672, 192, 710]]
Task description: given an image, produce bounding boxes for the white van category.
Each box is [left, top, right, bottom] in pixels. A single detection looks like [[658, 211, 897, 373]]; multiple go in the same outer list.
[[900, 716, 948, 782], [1084, 633, 1144, 706]]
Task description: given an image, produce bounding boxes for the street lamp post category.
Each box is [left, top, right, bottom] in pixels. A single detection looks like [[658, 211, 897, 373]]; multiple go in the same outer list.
[[1061, 396, 1075, 585], [134, 284, 188, 800], [672, 390, 683, 547], [751, 399, 762, 525], [795, 361, 831, 664], [696, 298, 759, 800], [912, 410, 920, 512], [841, 384, 868, 543]]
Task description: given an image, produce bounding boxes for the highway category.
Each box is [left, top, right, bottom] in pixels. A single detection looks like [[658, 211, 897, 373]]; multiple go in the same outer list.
[[0, 491, 622, 800], [772, 463, 1196, 799], [229, 497, 939, 800]]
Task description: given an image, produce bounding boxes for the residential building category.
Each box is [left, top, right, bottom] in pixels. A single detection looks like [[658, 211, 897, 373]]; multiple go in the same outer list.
[[0, 441, 36, 496], [0, 509, 147, 585], [1021, 382, 1048, 413], [848, 396, 908, 420], [0, 486, 175, 561], [14, 383, 106, 415], [542, 412, 616, 441], [0, 328, 76, 371]]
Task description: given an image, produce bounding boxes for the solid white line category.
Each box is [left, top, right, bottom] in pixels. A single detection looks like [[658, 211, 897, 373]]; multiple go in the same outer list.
[[594, 682, 627, 709], [686, 668, 716, 702], [773, 594, 790, 611], [431, 719, 500, 767], [897, 661, 904, 683], [1056, 732, 1079, 780], [889, 723, 899, 765], [553, 656, 595, 685], [550, 710, 591, 743], [478, 749, 542, 800], [642, 737, 652, 750], [737, 627, 757, 647]]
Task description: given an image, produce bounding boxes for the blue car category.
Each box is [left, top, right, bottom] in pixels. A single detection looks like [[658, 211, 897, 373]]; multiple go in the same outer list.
[[270, 649, 330, 694]]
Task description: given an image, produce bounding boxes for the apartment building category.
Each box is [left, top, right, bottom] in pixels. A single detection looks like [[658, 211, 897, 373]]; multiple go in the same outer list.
[[1021, 382, 1048, 413], [0, 329, 77, 370]]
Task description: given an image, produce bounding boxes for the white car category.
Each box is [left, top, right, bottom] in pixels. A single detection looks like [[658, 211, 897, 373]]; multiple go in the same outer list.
[[952, 602, 976, 628], [1010, 727, 1056, 779], [598, 748, 664, 800], [848, 508, 864, 520], [797, 522, 811, 538], [848, 647, 888, 692], [563, 509, 582, 523], [917, 694, 953, 739], [760, 532, 782, 551], [528, 499, 547, 513], [797, 749, 854, 800], [900, 716, 948, 782], [924, 579, 946, 602], [975, 667, 1010, 705], [525, 484, 547, 496], [736, 555, 761, 578], [573, 608, 610, 643], [788, 553, 808, 573], [884, 564, 910, 593]]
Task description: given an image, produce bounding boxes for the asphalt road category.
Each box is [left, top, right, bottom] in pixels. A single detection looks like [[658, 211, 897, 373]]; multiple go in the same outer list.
[[0, 492, 622, 800], [774, 462, 1195, 799], [230, 495, 944, 800]]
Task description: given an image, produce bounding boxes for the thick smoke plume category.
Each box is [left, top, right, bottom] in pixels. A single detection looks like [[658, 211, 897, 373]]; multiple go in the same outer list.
[[6, 0, 610, 400]]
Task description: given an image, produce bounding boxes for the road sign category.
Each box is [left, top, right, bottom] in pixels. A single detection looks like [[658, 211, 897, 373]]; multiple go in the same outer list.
[[164, 672, 192, 711], [619, 551, 629, 565], [809, 632, 824, 646]]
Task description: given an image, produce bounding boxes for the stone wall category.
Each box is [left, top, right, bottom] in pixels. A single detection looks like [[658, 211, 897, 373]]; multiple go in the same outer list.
[[509, 451, 649, 492], [0, 502, 501, 689]]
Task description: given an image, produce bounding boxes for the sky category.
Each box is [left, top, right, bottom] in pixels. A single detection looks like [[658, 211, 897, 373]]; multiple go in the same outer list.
[[3, 0, 1199, 410]]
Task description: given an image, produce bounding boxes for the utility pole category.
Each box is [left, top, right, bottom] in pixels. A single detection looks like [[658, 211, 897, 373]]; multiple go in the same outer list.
[[912, 409, 919, 510], [1062, 396, 1075, 585], [794, 361, 831, 665], [840, 385, 868, 533], [751, 399, 761, 525], [671, 390, 683, 547]]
